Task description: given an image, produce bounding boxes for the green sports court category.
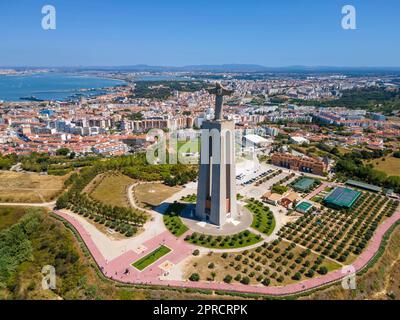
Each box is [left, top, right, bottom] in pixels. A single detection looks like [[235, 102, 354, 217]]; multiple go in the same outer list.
[[323, 187, 361, 209], [295, 201, 313, 214], [292, 178, 315, 192]]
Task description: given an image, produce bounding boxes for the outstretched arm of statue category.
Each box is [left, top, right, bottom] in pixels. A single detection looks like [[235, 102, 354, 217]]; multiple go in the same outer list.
[[221, 88, 234, 96], [206, 88, 218, 95], [206, 87, 233, 96]]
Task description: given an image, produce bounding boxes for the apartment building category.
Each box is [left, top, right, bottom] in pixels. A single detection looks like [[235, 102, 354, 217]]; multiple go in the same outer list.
[[271, 153, 327, 176]]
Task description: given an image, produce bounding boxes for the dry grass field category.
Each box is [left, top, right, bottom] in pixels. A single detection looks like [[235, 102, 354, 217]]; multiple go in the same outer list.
[[133, 183, 182, 208], [89, 173, 134, 208], [0, 171, 66, 203], [366, 156, 400, 177]]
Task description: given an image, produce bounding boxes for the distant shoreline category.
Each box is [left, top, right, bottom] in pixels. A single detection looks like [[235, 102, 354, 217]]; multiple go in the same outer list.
[[0, 72, 127, 102]]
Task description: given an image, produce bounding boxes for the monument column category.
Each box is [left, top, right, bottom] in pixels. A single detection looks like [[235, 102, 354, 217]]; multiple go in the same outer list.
[[196, 83, 237, 226]]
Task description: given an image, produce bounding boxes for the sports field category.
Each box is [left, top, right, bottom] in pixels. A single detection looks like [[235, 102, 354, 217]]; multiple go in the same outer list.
[[324, 187, 361, 209], [293, 177, 315, 192], [296, 201, 313, 213]]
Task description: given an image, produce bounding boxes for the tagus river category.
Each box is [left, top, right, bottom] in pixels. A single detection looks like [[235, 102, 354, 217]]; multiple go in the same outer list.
[[0, 73, 126, 102]]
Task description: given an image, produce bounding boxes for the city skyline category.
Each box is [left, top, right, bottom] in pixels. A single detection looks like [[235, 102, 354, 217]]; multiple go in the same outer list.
[[2, 0, 400, 307], [1, 0, 400, 67]]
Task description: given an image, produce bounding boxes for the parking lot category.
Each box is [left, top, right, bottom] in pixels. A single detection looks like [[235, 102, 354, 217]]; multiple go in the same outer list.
[[238, 167, 295, 200], [236, 168, 274, 186]]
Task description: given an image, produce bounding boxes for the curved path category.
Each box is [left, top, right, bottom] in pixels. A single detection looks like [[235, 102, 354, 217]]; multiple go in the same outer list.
[[127, 182, 162, 216], [52, 205, 400, 296], [0, 201, 55, 208], [2, 184, 399, 296]]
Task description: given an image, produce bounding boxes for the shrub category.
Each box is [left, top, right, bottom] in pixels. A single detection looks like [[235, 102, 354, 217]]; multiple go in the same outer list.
[[318, 266, 328, 275], [189, 273, 200, 282], [262, 278, 270, 286], [306, 269, 315, 278], [292, 272, 302, 281], [125, 229, 134, 237], [240, 276, 250, 285]]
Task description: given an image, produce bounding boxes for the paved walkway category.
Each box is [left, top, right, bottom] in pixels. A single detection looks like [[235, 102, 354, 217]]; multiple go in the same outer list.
[[0, 201, 55, 207], [53, 207, 400, 296], [180, 204, 254, 236], [2, 180, 398, 296], [305, 182, 333, 201]]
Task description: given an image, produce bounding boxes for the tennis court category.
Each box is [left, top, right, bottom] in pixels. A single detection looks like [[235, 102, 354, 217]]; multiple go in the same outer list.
[[295, 201, 313, 213], [324, 187, 361, 209], [293, 178, 315, 192]]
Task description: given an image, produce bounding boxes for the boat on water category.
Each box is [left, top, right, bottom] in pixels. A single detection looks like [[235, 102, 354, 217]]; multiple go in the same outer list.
[[20, 96, 44, 102]]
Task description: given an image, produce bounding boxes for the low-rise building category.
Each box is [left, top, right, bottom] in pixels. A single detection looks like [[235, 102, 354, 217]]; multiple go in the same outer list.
[[271, 153, 327, 176], [290, 136, 310, 145], [262, 192, 282, 206]]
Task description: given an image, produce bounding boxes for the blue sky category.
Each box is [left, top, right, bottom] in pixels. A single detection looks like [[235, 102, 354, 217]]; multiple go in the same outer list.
[[0, 0, 399, 67]]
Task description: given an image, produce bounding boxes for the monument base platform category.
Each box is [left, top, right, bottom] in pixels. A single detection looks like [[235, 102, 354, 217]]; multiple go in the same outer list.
[[182, 204, 251, 236]]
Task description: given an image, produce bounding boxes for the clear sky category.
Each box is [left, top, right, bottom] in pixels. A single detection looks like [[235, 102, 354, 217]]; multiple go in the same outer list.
[[0, 0, 399, 67]]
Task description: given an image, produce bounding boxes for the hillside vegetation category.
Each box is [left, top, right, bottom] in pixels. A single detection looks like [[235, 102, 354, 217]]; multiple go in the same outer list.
[[292, 87, 400, 115], [0, 207, 244, 300]]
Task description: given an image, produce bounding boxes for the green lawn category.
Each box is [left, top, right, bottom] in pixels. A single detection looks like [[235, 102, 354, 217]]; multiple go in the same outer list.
[[246, 199, 276, 236], [180, 194, 197, 203], [163, 202, 189, 237], [324, 259, 342, 272], [177, 139, 200, 154], [311, 195, 323, 203], [185, 230, 262, 249], [132, 245, 172, 271], [271, 184, 289, 195]]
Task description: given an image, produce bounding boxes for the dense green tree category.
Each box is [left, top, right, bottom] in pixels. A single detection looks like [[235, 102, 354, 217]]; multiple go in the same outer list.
[[189, 273, 200, 282], [56, 148, 71, 156]]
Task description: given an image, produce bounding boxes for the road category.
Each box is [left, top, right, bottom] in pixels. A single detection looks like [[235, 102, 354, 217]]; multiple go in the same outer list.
[[0, 201, 55, 208]]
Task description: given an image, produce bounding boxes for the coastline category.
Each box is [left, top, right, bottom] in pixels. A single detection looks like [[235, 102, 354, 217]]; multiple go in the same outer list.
[[0, 72, 127, 102]]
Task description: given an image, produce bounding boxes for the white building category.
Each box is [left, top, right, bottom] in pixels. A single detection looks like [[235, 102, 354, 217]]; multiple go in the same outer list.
[[243, 134, 270, 148], [290, 136, 310, 145]]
